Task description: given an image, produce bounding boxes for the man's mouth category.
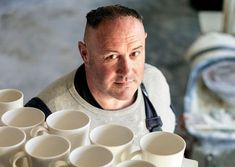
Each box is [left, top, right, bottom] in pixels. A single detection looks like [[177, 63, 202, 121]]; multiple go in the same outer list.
[[114, 80, 134, 86]]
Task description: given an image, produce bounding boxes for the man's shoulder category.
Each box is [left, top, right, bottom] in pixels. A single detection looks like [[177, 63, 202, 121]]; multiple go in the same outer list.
[[37, 70, 76, 103], [144, 63, 167, 83], [143, 63, 170, 97]]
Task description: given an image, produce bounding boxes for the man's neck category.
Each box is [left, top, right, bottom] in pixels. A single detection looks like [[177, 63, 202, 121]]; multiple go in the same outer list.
[[92, 93, 136, 110]]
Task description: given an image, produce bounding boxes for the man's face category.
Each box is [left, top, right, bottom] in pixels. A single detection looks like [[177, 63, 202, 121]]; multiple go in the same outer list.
[[80, 17, 147, 101]]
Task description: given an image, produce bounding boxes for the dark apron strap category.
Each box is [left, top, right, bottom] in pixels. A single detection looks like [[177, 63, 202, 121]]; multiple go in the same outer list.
[[141, 83, 163, 132]]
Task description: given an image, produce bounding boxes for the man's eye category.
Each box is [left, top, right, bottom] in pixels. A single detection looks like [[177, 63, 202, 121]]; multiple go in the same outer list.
[[131, 51, 141, 57], [105, 54, 118, 61]]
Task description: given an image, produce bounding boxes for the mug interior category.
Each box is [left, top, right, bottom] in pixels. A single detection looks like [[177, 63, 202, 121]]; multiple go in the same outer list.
[[70, 145, 113, 167], [141, 132, 186, 155], [0, 89, 23, 102], [0, 127, 25, 147], [90, 124, 134, 146], [47, 110, 90, 130], [25, 135, 70, 158], [2, 107, 45, 127]]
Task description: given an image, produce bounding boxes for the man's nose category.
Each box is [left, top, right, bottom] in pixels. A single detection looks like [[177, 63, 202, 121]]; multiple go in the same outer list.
[[117, 57, 131, 75]]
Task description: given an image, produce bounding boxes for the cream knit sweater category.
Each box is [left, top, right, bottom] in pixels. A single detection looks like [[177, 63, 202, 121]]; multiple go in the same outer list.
[[38, 63, 176, 144]]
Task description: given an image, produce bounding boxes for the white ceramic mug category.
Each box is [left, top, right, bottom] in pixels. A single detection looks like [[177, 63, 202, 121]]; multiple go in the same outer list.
[[1, 107, 45, 140], [116, 160, 156, 167], [0, 126, 26, 167], [129, 131, 186, 167], [55, 145, 114, 167], [0, 89, 23, 126], [90, 124, 134, 166], [31, 109, 91, 150], [12, 134, 71, 167]]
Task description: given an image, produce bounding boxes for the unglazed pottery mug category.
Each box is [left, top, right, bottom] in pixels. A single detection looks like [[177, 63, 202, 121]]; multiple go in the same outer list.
[[0, 89, 23, 126], [90, 124, 134, 166], [12, 134, 71, 167], [116, 160, 156, 167], [0, 126, 26, 167], [129, 131, 186, 167], [54, 145, 114, 167], [1, 107, 45, 140], [31, 109, 91, 150]]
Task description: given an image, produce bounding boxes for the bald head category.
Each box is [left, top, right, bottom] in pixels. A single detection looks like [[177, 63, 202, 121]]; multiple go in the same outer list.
[[86, 4, 143, 28], [84, 4, 144, 41]]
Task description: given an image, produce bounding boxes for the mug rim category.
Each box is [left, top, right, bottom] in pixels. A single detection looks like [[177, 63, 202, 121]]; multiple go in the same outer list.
[[0, 126, 26, 149], [89, 123, 134, 147], [1, 107, 45, 129], [0, 89, 23, 103], [140, 131, 186, 156], [46, 109, 90, 133], [69, 145, 114, 166], [25, 134, 71, 160]]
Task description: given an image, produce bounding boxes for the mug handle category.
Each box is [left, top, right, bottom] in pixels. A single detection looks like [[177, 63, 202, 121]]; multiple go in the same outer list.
[[127, 149, 143, 160], [119, 145, 140, 162], [30, 124, 49, 138], [10, 151, 28, 167]]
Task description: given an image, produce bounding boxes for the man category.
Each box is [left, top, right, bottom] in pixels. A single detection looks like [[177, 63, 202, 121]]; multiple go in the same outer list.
[[26, 4, 175, 142]]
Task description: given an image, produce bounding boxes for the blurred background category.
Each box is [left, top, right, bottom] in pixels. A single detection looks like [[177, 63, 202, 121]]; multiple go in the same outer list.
[[2, 0, 235, 166]]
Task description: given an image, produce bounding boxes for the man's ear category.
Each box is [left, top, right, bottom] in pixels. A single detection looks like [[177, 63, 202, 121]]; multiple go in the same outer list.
[[78, 41, 88, 64]]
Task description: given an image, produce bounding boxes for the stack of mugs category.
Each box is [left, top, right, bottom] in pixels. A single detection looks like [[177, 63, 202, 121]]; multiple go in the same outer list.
[[0, 89, 187, 167]]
